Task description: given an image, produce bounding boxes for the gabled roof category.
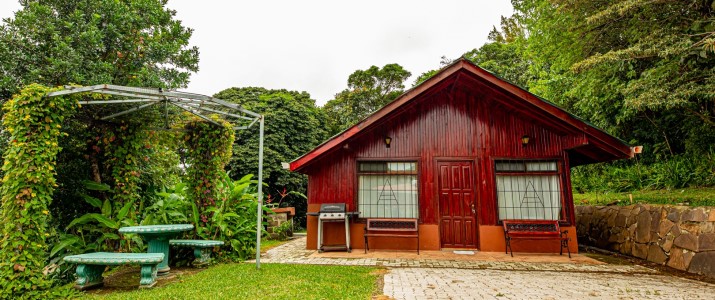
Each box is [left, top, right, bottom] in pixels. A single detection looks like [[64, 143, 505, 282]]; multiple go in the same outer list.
[[290, 58, 633, 172]]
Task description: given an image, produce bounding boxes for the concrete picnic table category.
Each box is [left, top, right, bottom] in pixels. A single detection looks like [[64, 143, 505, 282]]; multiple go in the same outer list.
[[118, 224, 194, 275]]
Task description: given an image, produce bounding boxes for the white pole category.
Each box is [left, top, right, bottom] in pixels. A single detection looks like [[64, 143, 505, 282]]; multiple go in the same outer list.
[[255, 116, 265, 269]]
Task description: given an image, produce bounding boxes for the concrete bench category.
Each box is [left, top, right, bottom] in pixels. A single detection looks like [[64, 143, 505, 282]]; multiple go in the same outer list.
[[63, 252, 164, 290], [169, 239, 224, 266]]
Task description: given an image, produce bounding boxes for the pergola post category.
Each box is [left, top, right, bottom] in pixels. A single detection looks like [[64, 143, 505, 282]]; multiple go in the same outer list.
[[255, 115, 265, 269]]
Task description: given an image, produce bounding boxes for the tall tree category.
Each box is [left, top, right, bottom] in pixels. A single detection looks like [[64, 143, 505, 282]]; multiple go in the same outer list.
[[213, 87, 328, 227], [512, 0, 715, 158], [0, 0, 199, 99], [323, 64, 411, 135]]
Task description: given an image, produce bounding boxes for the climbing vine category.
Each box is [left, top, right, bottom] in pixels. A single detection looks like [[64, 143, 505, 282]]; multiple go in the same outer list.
[[184, 116, 235, 228], [102, 122, 149, 224], [0, 84, 77, 299]]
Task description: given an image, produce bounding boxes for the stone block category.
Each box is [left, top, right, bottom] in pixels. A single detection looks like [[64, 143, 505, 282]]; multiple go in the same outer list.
[[607, 213, 617, 227], [650, 209, 662, 230], [628, 223, 637, 236], [683, 250, 695, 268], [680, 223, 701, 235], [700, 222, 714, 234], [634, 212, 652, 243], [662, 235, 675, 252], [649, 234, 660, 243], [674, 233, 698, 251], [709, 209, 715, 222], [647, 244, 668, 264], [622, 240, 634, 256], [667, 208, 681, 222], [687, 252, 715, 278], [698, 233, 715, 251], [669, 224, 682, 238], [682, 209, 708, 222], [667, 248, 687, 271], [633, 243, 649, 259], [658, 219, 674, 237], [608, 232, 625, 244], [615, 214, 628, 227]]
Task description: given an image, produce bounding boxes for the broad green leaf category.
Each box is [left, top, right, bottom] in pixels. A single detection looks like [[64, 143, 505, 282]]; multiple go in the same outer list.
[[81, 195, 102, 209]]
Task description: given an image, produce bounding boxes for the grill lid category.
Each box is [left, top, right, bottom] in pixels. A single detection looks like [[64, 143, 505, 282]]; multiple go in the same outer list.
[[319, 203, 345, 213]]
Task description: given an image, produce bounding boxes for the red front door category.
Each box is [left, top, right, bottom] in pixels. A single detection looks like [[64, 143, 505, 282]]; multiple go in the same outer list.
[[438, 160, 478, 248]]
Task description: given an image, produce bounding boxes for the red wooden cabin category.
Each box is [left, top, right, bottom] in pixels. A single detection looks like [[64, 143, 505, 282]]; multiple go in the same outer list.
[[290, 59, 633, 253]]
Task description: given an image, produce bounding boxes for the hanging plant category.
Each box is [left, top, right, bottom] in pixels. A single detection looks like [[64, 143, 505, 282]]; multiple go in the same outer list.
[[184, 116, 235, 231]]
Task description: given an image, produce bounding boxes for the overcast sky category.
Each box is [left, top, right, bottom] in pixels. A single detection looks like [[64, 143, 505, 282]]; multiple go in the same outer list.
[[1, 1, 513, 106]]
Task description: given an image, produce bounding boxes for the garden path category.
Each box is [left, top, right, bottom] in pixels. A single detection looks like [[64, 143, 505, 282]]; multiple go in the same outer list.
[[258, 237, 715, 299]]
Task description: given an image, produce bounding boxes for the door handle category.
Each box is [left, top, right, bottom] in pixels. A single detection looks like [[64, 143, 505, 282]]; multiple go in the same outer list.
[[471, 203, 476, 215]]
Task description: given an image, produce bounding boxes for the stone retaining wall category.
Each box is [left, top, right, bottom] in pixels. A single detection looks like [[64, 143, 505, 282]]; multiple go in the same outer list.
[[575, 204, 715, 277]]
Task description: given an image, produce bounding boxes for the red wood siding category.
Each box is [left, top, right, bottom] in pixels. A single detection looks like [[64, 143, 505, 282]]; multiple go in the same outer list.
[[303, 81, 581, 226]]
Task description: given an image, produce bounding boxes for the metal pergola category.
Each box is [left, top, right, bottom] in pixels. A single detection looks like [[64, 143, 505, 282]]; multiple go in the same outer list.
[[47, 84, 267, 269]]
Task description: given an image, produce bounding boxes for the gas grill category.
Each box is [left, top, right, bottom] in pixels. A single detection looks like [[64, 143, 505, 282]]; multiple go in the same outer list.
[[315, 203, 357, 253]]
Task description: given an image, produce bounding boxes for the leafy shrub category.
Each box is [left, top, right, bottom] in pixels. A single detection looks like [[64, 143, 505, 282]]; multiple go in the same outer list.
[[141, 182, 190, 225], [193, 173, 271, 261], [572, 151, 715, 193], [270, 221, 293, 241]]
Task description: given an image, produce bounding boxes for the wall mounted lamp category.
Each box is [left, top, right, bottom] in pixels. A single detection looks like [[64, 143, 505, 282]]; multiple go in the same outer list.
[[521, 135, 530, 146], [385, 136, 392, 148]]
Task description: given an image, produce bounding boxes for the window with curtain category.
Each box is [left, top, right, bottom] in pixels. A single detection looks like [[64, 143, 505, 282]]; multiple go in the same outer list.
[[358, 161, 418, 219], [495, 160, 563, 220]]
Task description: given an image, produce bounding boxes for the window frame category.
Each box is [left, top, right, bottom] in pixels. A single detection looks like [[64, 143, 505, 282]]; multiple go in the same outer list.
[[492, 158, 568, 223], [355, 158, 420, 221]]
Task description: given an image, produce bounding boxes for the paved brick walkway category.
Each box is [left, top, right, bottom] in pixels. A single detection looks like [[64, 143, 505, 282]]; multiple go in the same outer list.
[[257, 237, 715, 299]]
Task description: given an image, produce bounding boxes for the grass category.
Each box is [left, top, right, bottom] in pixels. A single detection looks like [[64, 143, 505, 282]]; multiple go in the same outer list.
[[260, 239, 290, 252], [574, 187, 715, 207], [92, 263, 379, 300]]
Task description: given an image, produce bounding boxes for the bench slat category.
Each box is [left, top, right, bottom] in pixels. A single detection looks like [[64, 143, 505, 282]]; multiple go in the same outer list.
[[64, 252, 164, 265], [170, 239, 224, 248]]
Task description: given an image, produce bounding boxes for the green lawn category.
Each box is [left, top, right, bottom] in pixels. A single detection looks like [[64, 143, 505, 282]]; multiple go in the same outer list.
[[260, 239, 290, 252], [574, 187, 715, 207], [92, 263, 379, 300]]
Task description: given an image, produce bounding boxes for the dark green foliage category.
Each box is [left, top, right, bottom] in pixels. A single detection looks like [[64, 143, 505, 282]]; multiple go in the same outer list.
[[0, 0, 199, 99], [0, 84, 76, 299], [184, 117, 235, 225], [572, 151, 715, 193], [507, 0, 715, 158], [203, 173, 270, 261], [323, 64, 411, 135], [213, 87, 327, 228]]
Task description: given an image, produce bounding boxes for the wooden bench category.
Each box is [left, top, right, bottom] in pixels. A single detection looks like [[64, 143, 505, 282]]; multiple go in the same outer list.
[[170, 239, 224, 266], [502, 219, 570, 258], [63, 252, 164, 290], [364, 218, 419, 254]]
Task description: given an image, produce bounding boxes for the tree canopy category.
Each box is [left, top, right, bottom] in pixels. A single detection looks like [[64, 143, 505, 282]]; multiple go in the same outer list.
[[0, 0, 199, 99], [323, 64, 411, 135]]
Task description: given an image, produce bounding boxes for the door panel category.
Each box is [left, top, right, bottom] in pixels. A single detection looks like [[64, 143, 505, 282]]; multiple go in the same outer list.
[[438, 160, 478, 248]]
